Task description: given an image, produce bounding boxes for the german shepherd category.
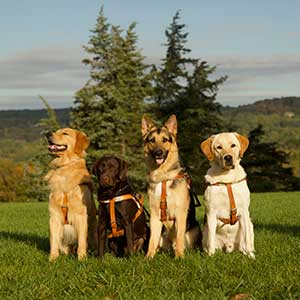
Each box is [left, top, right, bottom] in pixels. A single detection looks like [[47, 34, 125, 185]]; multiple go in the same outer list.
[[141, 114, 201, 258]]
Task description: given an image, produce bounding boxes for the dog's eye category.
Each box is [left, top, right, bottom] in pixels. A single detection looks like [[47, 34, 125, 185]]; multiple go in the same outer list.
[[162, 137, 168, 143], [62, 132, 69, 136], [216, 146, 222, 150], [149, 137, 155, 143], [231, 144, 236, 148]]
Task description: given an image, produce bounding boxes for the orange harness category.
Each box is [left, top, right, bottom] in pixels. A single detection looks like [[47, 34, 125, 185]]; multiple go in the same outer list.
[[62, 192, 69, 225], [160, 173, 190, 222], [99, 194, 144, 238], [207, 178, 247, 225]]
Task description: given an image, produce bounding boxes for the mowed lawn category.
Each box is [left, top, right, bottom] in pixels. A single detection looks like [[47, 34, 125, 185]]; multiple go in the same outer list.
[[0, 192, 300, 300]]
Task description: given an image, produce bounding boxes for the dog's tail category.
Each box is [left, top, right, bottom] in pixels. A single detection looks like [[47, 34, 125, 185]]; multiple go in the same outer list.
[[63, 224, 77, 245]]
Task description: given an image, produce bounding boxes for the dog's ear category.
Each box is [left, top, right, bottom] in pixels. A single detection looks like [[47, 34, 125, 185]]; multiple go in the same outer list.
[[117, 158, 128, 182], [141, 115, 155, 137], [200, 136, 214, 161], [164, 114, 177, 136], [74, 131, 90, 155], [234, 133, 249, 158]]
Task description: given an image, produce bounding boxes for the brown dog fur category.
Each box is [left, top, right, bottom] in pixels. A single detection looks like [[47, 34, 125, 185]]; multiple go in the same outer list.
[[45, 128, 97, 261]]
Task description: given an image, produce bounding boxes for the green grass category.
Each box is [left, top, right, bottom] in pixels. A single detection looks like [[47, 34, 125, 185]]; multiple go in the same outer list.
[[1, 192, 300, 300]]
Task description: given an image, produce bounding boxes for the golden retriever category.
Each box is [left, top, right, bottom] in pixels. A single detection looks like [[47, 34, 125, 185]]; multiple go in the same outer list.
[[45, 128, 97, 261], [142, 114, 201, 258], [200, 132, 255, 258]]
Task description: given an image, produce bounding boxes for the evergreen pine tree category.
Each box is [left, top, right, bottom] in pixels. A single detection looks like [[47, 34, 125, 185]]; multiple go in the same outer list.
[[71, 6, 153, 189], [150, 11, 227, 191], [243, 124, 300, 191]]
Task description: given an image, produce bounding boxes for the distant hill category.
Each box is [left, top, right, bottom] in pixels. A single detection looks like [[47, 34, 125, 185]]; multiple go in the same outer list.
[[220, 97, 300, 177], [222, 96, 300, 116], [0, 97, 299, 177], [0, 108, 70, 141]]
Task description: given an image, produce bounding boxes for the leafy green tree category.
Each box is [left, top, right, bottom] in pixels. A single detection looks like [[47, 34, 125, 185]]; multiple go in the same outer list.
[[71, 6, 153, 189], [150, 11, 227, 191], [243, 124, 300, 192]]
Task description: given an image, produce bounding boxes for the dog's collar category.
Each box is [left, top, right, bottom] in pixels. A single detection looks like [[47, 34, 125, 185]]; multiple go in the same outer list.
[[99, 194, 134, 204], [50, 157, 84, 169], [206, 177, 247, 187]]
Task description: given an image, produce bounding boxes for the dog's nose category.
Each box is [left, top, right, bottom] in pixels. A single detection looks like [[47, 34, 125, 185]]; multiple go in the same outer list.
[[224, 155, 233, 164], [153, 148, 164, 158]]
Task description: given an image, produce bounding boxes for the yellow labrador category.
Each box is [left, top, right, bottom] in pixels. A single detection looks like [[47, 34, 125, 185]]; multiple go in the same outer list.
[[200, 132, 255, 258], [45, 128, 97, 261]]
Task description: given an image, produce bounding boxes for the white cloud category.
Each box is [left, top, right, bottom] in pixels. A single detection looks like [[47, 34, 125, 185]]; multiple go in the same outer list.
[[1, 48, 300, 109], [0, 46, 89, 109]]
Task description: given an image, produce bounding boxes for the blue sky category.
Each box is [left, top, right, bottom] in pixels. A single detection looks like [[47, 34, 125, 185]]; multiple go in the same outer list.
[[1, 0, 300, 109]]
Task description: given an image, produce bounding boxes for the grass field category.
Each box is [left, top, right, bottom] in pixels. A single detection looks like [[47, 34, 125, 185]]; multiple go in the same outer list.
[[0, 192, 300, 300]]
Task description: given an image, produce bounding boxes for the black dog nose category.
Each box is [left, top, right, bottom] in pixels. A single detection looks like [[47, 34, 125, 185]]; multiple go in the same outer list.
[[224, 155, 233, 164], [153, 148, 164, 158]]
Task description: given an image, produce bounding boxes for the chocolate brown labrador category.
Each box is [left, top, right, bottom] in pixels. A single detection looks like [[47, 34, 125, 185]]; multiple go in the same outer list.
[[93, 155, 149, 257]]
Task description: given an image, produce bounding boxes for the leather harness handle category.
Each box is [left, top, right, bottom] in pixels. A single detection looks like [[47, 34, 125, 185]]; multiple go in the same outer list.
[[105, 194, 144, 238], [62, 192, 69, 225], [219, 183, 238, 225], [160, 181, 168, 222]]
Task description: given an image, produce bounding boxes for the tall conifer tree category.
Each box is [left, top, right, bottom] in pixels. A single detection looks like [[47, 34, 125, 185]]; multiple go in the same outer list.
[[243, 125, 300, 191], [71, 7, 153, 188], [151, 11, 227, 191]]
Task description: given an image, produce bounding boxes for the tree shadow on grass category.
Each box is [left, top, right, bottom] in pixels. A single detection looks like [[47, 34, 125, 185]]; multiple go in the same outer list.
[[255, 223, 300, 237], [0, 231, 49, 253]]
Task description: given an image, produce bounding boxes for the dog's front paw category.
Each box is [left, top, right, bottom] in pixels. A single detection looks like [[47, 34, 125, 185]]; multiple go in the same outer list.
[[77, 248, 87, 260], [146, 250, 156, 258], [49, 253, 59, 262], [78, 253, 87, 261], [175, 250, 184, 258], [207, 248, 216, 256]]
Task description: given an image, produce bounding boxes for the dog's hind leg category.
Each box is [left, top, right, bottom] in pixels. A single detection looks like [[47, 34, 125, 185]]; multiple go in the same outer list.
[[147, 216, 163, 258]]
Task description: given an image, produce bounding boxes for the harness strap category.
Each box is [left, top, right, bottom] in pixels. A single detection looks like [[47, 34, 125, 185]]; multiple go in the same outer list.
[[160, 173, 187, 222], [62, 192, 69, 225], [107, 198, 124, 238], [160, 181, 168, 222], [207, 178, 246, 226], [102, 194, 144, 238], [218, 183, 238, 225]]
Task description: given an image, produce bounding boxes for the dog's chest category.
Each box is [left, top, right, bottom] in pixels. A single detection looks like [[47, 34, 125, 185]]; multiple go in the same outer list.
[[204, 181, 250, 211], [149, 180, 181, 214]]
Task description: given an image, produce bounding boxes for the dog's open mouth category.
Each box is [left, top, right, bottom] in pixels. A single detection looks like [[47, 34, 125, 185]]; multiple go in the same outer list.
[[48, 142, 67, 153], [155, 158, 165, 165]]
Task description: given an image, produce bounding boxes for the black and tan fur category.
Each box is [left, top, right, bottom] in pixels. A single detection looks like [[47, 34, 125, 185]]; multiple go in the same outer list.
[[141, 114, 201, 258]]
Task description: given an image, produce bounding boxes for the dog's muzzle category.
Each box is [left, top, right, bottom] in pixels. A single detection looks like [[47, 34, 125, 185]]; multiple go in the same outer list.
[[46, 133, 67, 153], [224, 155, 234, 168], [100, 174, 115, 188], [151, 148, 168, 165]]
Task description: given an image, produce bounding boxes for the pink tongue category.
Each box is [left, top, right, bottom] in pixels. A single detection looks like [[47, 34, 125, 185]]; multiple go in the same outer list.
[[48, 145, 58, 151], [156, 158, 164, 165], [48, 145, 66, 151]]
